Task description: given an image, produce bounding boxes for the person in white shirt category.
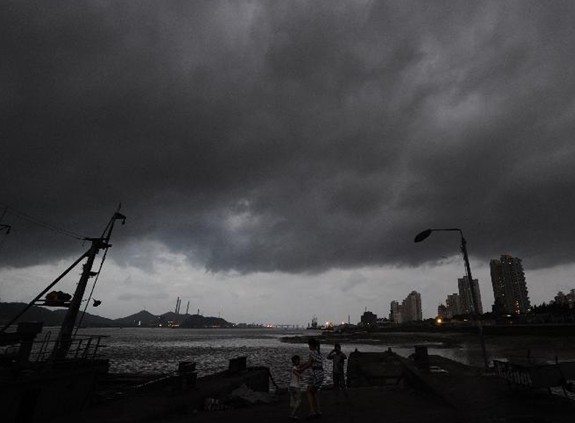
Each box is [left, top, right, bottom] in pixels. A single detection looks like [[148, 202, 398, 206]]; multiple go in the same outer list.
[[289, 355, 302, 419], [299, 338, 324, 419]]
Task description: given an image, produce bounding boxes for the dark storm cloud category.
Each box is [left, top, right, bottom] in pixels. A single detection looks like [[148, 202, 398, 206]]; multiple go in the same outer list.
[[2, 1, 575, 273]]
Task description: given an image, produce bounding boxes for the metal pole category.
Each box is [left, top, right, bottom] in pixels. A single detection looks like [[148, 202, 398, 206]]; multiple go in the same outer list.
[[460, 235, 490, 370], [414, 228, 490, 371], [0, 251, 90, 333], [53, 239, 104, 360]]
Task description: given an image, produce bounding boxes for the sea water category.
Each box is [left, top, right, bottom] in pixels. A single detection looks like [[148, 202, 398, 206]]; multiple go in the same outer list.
[[75, 327, 575, 388], [77, 327, 405, 386]]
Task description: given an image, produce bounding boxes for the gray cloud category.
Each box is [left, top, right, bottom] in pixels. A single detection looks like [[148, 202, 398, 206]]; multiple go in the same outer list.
[[2, 1, 575, 275], [117, 292, 169, 302]]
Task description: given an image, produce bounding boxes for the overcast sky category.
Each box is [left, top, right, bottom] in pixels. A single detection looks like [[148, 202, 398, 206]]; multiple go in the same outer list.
[[2, 1, 575, 324]]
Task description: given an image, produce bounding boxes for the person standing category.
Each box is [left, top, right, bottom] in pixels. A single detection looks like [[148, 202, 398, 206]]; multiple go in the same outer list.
[[289, 355, 303, 420], [327, 344, 348, 403], [299, 338, 323, 419]]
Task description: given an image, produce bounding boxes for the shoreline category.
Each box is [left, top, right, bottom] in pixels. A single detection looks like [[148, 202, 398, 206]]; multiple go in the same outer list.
[[280, 330, 469, 349]]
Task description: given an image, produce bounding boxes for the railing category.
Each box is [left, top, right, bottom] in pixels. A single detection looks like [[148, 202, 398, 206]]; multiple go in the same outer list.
[[70, 334, 106, 360], [35, 330, 53, 361], [493, 360, 534, 387], [0, 333, 109, 363], [493, 359, 575, 397]]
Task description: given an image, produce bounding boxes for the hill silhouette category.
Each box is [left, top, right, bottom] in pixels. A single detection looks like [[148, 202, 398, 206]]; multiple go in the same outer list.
[[0, 302, 116, 327], [180, 313, 233, 328], [0, 303, 234, 328], [114, 310, 159, 327]]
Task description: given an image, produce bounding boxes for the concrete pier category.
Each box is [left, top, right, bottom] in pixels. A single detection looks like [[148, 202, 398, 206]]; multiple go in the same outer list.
[[72, 352, 575, 423], [78, 362, 270, 423], [164, 353, 574, 423]]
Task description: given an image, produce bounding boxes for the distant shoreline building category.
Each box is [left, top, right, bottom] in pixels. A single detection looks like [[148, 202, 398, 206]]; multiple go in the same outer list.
[[437, 304, 448, 319], [458, 276, 483, 315], [446, 293, 461, 317], [490, 255, 531, 315], [403, 291, 422, 322], [390, 291, 422, 323], [360, 310, 377, 327], [389, 300, 403, 324]]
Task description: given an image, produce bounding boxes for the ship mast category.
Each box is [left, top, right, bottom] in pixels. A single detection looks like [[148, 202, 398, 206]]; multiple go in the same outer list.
[[53, 211, 126, 359], [0, 210, 126, 359]]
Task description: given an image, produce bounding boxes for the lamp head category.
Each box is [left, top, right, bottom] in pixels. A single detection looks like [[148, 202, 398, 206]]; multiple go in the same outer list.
[[414, 229, 432, 243], [113, 212, 127, 225]]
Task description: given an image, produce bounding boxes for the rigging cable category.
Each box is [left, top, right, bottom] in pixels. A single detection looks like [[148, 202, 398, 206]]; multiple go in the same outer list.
[[0, 203, 86, 240], [0, 207, 11, 255], [0, 206, 7, 222]]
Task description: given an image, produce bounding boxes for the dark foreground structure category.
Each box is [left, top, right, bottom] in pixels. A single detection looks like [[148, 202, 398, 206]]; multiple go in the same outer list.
[[70, 349, 575, 423]]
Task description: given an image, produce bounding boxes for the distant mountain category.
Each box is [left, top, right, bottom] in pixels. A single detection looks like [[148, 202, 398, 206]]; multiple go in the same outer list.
[[0, 302, 116, 328], [112, 311, 234, 328], [56, 309, 116, 327], [159, 311, 181, 321], [0, 302, 58, 326], [0, 303, 234, 329], [113, 310, 159, 327], [180, 313, 233, 328]]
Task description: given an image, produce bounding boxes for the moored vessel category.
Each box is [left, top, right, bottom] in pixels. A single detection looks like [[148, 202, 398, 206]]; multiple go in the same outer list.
[[0, 210, 126, 422]]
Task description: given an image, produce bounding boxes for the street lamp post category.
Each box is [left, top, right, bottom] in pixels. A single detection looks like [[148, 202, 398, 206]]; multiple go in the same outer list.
[[414, 228, 490, 370]]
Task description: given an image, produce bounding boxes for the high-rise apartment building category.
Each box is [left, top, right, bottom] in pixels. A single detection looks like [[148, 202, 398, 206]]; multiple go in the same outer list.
[[490, 255, 531, 314], [437, 304, 448, 319], [389, 300, 403, 323], [389, 292, 422, 323], [402, 291, 422, 322], [458, 276, 483, 315], [446, 293, 461, 318]]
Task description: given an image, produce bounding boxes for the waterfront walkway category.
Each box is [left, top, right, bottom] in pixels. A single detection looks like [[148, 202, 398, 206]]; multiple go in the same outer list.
[[162, 355, 574, 423], [79, 354, 575, 423], [168, 385, 453, 423]]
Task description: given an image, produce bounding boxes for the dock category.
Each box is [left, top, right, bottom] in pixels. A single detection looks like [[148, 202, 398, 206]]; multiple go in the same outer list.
[[74, 350, 575, 423]]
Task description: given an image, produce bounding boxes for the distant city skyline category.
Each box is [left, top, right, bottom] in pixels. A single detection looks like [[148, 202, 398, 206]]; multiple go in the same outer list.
[[0, 255, 572, 326]]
